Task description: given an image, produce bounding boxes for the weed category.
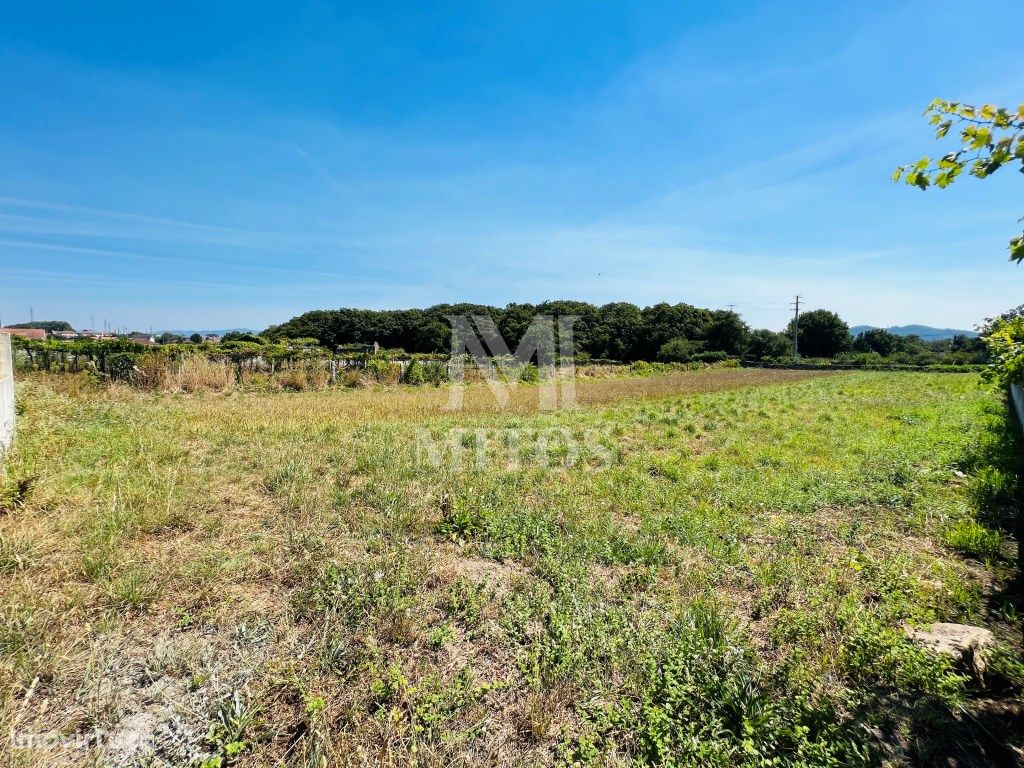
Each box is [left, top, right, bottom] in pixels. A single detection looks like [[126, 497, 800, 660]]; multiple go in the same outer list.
[[200, 691, 260, 767], [443, 577, 491, 631], [941, 518, 1004, 561], [104, 564, 163, 611], [0, 473, 35, 511], [298, 549, 421, 644], [437, 493, 490, 541], [0, 533, 36, 573]]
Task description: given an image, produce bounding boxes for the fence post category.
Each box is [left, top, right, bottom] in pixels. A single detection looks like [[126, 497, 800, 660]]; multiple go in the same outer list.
[[0, 334, 15, 454], [1009, 384, 1024, 436]]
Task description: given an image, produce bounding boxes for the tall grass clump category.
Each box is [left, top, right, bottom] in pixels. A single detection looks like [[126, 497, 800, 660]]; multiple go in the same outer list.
[[278, 365, 330, 391], [176, 356, 234, 392], [134, 352, 172, 389]]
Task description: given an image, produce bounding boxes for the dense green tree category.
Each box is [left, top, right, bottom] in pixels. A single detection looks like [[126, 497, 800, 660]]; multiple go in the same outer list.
[[705, 311, 749, 355], [745, 329, 790, 360], [591, 302, 645, 361], [189, 333, 204, 344], [853, 328, 902, 356], [637, 303, 711, 360], [657, 338, 703, 362], [537, 300, 602, 355], [895, 100, 1024, 262], [496, 303, 539, 355], [786, 309, 851, 358], [413, 320, 451, 353]]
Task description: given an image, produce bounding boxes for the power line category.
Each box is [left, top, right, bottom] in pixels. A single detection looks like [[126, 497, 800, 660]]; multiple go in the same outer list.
[[790, 295, 801, 360]]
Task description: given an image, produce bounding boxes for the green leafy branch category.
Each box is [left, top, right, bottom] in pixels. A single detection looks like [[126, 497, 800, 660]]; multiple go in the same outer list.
[[893, 99, 1024, 262]]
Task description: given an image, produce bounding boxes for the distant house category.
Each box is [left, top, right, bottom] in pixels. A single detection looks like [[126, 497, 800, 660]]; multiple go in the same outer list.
[[0, 327, 46, 340], [51, 330, 82, 340], [129, 334, 156, 346]]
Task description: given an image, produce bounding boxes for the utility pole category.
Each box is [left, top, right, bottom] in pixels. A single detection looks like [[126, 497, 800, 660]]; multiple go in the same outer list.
[[790, 295, 801, 360], [727, 304, 736, 313], [29, 307, 33, 323]]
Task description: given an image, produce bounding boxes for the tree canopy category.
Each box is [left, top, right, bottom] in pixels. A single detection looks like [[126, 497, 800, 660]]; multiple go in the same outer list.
[[894, 99, 1024, 262], [263, 302, 753, 362], [853, 328, 902, 357], [6, 320, 73, 331], [787, 309, 851, 358]]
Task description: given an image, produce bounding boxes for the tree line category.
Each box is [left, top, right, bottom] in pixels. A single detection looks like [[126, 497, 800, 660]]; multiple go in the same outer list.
[[8, 303, 986, 369], [263, 303, 987, 365], [265, 302, 732, 362]]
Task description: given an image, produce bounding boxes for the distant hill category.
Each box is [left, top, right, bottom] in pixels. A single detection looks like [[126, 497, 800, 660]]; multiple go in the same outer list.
[[850, 324, 978, 340]]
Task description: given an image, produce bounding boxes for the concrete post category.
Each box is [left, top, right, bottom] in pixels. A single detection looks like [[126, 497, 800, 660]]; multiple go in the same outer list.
[[0, 334, 14, 453], [1010, 383, 1024, 436]]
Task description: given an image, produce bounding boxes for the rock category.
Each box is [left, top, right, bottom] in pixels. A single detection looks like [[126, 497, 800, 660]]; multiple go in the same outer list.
[[907, 622, 996, 685]]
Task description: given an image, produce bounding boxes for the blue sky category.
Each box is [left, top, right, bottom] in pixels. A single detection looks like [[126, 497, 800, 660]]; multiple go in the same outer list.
[[1, 1, 1021, 332]]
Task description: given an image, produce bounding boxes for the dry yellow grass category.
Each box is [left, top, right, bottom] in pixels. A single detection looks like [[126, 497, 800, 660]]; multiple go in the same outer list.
[[176, 356, 235, 393], [166, 367, 831, 427]]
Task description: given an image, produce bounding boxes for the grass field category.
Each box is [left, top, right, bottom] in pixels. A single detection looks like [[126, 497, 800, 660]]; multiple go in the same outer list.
[[1, 369, 1021, 767]]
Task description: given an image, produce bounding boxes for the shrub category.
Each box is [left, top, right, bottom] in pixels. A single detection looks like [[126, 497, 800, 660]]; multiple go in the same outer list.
[[941, 519, 1003, 561], [658, 338, 702, 363], [404, 360, 425, 385], [519, 363, 540, 383], [337, 369, 363, 388], [106, 353, 136, 382], [403, 358, 447, 385], [983, 315, 1024, 386], [240, 371, 273, 391], [630, 361, 656, 377], [421, 361, 448, 385], [365, 358, 402, 384], [305, 365, 329, 389], [275, 365, 328, 391]]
